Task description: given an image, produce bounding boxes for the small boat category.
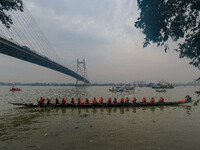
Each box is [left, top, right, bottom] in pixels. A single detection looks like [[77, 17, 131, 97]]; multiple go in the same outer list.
[[9, 87, 22, 91], [152, 80, 174, 89], [109, 86, 124, 92], [155, 89, 166, 92], [109, 85, 135, 92], [124, 85, 135, 90], [9, 101, 192, 108]]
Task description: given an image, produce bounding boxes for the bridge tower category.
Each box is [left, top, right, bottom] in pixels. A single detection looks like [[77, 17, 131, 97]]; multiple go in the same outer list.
[[76, 58, 88, 84]]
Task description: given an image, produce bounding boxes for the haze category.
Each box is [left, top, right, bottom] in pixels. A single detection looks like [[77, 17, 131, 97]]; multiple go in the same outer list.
[[0, 0, 199, 83]]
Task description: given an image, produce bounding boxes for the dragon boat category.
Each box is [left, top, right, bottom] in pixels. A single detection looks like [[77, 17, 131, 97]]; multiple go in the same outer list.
[[9, 101, 192, 108]]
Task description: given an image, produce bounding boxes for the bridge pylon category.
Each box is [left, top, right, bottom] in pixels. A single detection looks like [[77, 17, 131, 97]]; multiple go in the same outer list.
[[76, 58, 89, 85]]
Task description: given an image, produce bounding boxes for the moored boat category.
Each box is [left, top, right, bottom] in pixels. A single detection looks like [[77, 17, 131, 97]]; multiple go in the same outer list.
[[109, 85, 135, 92], [155, 89, 166, 92], [152, 80, 174, 89], [109, 86, 124, 92]]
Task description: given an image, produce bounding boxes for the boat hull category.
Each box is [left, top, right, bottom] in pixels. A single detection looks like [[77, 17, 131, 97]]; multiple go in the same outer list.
[[9, 101, 191, 108]]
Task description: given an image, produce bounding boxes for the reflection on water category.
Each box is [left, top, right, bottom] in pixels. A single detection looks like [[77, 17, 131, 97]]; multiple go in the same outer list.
[[0, 110, 40, 141], [0, 105, 192, 142], [0, 86, 199, 150], [31, 105, 192, 116]]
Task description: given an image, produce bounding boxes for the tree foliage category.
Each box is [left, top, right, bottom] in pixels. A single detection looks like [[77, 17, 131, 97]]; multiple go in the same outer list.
[[0, 0, 23, 28], [135, 0, 200, 69]]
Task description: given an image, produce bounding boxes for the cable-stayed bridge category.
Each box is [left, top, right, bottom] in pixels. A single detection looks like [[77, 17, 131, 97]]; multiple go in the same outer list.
[[0, 5, 90, 84]]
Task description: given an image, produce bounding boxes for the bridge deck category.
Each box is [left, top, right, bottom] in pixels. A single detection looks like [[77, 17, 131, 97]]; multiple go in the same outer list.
[[0, 37, 90, 83]]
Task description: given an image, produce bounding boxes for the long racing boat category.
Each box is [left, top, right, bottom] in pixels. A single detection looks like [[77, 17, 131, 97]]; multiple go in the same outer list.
[[9, 101, 192, 108]]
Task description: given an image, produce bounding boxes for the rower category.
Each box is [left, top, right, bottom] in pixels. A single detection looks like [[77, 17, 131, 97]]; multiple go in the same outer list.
[[141, 97, 146, 103], [47, 98, 51, 105], [107, 98, 111, 104], [179, 95, 192, 103], [39, 97, 45, 105], [99, 97, 103, 104], [56, 98, 60, 104], [92, 97, 97, 104], [125, 97, 129, 103], [150, 97, 155, 103], [120, 98, 124, 104], [78, 98, 82, 105], [71, 98, 75, 104], [132, 97, 137, 103], [62, 98, 66, 105], [85, 98, 89, 104], [185, 95, 192, 102], [113, 97, 117, 104], [158, 97, 164, 103]]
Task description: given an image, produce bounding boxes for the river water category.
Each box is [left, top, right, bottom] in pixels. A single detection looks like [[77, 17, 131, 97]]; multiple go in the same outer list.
[[0, 86, 200, 150]]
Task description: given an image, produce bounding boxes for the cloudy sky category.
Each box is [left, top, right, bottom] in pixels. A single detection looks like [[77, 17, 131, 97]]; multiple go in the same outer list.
[[0, 0, 199, 83]]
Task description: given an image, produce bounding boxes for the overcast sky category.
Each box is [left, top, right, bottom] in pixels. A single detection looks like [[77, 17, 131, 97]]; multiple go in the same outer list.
[[0, 0, 199, 83]]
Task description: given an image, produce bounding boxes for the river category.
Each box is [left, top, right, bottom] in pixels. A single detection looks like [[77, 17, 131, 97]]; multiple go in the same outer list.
[[0, 86, 200, 150]]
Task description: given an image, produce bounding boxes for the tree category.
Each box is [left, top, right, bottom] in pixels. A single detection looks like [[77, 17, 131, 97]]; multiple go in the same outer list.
[[0, 0, 23, 29], [135, 0, 200, 69]]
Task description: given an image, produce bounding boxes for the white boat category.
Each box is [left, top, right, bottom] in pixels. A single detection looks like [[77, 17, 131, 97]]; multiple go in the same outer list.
[[109, 86, 124, 92], [109, 85, 135, 92], [124, 85, 135, 90]]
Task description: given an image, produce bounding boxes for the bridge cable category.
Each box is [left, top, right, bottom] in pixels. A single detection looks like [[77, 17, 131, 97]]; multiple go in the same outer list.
[[23, 6, 59, 62], [6, 13, 32, 47], [6, 25, 25, 45], [24, 5, 61, 63], [9, 11, 35, 51], [7, 10, 48, 58], [0, 25, 7, 38], [14, 10, 43, 55], [0, 12, 28, 46], [20, 8, 50, 58], [8, 11, 32, 47], [0, 23, 26, 47], [11, 10, 49, 57], [13, 10, 48, 57]]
